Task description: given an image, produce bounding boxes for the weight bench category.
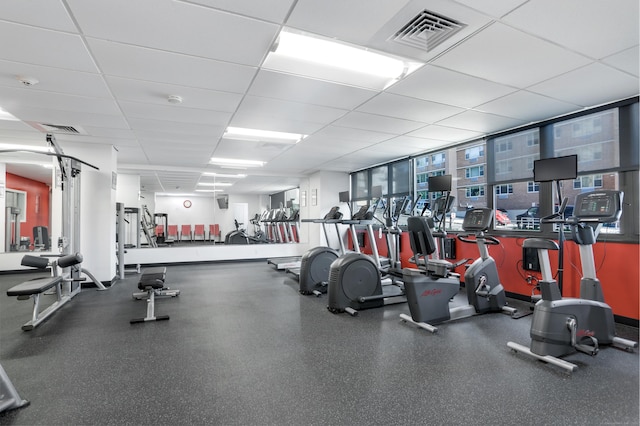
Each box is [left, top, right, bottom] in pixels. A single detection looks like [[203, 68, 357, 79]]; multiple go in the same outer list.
[[131, 267, 179, 323], [6, 254, 84, 331]]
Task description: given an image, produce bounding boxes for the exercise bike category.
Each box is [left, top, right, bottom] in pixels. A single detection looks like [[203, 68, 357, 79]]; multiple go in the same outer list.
[[507, 190, 637, 373], [400, 207, 516, 333]]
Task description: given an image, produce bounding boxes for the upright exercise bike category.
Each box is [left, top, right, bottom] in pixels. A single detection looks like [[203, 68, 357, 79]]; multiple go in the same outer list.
[[507, 190, 637, 373], [400, 207, 516, 333]]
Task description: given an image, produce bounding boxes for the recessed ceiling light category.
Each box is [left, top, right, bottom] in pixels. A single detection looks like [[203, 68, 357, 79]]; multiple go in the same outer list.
[[197, 182, 233, 187], [195, 189, 224, 193], [264, 29, 423, 90], [202, 172, 247, 178], [0, 107, 19, 121], [209, 157, 264, 167], [224, 127, 306, 144]]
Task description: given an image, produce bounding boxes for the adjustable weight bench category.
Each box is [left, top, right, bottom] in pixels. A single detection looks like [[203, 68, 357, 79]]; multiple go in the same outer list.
[[131, 267, 179, 323], [6, 254, 84, 331]]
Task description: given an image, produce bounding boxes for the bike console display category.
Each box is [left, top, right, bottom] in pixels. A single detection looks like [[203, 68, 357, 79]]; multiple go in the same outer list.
[[574, 190, 623, 223], [462, 208, 493, 232]]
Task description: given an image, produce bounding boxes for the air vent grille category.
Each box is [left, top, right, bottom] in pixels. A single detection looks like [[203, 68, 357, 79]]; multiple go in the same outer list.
[[27, 121, 88, 135], [390, 10, 466, 52], [41, 124, 81, 134]]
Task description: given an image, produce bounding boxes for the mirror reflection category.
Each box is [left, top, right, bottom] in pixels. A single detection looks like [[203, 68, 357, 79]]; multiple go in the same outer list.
[[117, 187, 300, 250], [2, 160, 53, 253]]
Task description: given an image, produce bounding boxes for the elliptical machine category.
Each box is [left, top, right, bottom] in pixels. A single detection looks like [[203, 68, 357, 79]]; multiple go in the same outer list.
[[298, 206, 344, 296], [400, 207, 516, 333], [326, 190, 408, 316], [507, 190, 637, 373]]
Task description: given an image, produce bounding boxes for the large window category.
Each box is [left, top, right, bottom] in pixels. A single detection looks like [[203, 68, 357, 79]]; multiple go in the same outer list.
[[355, 98, 637, 239], [553, 109, 619, 171]]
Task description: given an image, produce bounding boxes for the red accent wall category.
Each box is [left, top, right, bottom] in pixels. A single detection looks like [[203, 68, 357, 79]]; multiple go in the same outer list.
[[6, 173, 51, 242], [357, 229, 640, 321]]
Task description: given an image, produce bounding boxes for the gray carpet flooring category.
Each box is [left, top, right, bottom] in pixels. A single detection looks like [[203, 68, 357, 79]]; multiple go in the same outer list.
[[0, 260, 638, 425]]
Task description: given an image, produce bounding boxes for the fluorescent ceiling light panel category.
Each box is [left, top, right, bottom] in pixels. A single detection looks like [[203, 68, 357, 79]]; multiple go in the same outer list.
[[196, 189, 224, 193], [197, 182, 233, 187], [264, 29, 423, 90], [0, 107, 19, 121], [209, 157, 265, 167], [202, 172, 247, 178], [225, 127, 306, 144], [0, 143, 53, 153]]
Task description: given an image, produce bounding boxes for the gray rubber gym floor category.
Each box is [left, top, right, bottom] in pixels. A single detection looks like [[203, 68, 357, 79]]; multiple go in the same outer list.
[[1, 260, 638, 425]]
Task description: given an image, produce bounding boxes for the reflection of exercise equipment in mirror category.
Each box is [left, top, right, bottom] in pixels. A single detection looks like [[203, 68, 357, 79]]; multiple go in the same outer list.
[[4, 133, 109, 331], [4, 206, 21, 252], [116, 203, 141, 279], [33, 226, 50, 251], [153, 213, 168, 244]]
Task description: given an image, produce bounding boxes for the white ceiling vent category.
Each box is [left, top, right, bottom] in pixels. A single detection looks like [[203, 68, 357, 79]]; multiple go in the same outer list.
[[27, 122, 88, 135], [390, 10, 466, 52]]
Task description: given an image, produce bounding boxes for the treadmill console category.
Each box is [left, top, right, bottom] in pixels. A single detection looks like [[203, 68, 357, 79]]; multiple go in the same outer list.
[[573, 190, 623, 223], [462, 208, 493, 232], [352, 205, 371, 220], [324, 206, 343, 220]]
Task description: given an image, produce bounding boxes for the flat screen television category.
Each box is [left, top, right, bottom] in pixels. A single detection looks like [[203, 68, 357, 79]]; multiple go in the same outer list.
[[428, 174, 452, 192], [216, 196, 228, 209], [371, 185, 383, 198], [533, 155, 578, 182], [339, 191, 350, 203]]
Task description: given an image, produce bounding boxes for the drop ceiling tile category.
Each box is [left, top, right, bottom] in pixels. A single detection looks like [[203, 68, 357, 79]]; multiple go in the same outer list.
[[0, 86, 120, 116], [528, 63, 640, 107], [0, 60, 112, 98], [0, 21, 98, 72], [373, 135, 448, 152], [8, 106, 130, 129], [477, 91, 579, 122], [248, 70, 377, 110], [388, 65, 517, 108], [502, 0, 639, 59], [128, 118, 225, 137], [0, 0, 77, 31], [602, 47, 639, 77], [453, 0, 528, 18], [212, 139, 293, 162], [184, 0, 296, 23], [311, 125, 393, 144], [68, 0, 280, 66], [407, 125, 483, 142], [234, 96, 348, 127], [432, 22, 591, 88], [81, 127, 137, 141], [436, 110, 524, 134], [119, 101, 232, 126], [88, 38, 257, 93], [287, 0, 410, 45], [299, 135, 375, 152], [115, 146, 149, 164], [357, 93, 464, 123], [332, 111, 425, 135], [105, 76, 243, 112]]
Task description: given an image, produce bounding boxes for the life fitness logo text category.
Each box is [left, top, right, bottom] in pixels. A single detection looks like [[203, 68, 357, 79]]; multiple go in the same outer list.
[[421, 288, 442, 297], [577, 329, 595, 337]]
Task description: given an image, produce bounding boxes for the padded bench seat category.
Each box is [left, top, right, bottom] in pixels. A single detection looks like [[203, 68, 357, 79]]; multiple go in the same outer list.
[[138, 267, 166, 290], [131, 267, 177, 324], [7, 277, 64, 297]]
